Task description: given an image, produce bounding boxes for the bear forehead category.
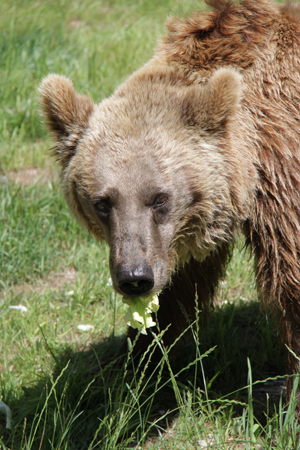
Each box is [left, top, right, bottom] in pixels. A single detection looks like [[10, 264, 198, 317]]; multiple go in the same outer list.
[[92, 150, 168, 188], [88, 82, 186, 139], [72, 133, 195, 208], [81, 108, 196, 172], [73, 107, 227, 204]]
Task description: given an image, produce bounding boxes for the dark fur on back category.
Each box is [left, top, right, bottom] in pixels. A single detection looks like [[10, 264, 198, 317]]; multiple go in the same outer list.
[[160, 0, 277, 70]]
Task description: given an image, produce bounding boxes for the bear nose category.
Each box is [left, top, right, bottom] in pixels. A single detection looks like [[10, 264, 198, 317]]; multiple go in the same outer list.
[[117, 264, 154, 296]]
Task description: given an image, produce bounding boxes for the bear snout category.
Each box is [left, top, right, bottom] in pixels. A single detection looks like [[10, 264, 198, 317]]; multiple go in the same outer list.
[[116, 263, 154, 297]]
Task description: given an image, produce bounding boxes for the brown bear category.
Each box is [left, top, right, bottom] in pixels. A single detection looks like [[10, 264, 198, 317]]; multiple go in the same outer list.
[[39, 0, 300, 407]]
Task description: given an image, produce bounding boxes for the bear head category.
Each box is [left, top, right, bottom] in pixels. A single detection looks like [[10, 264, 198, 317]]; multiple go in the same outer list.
[[39, 65, 245, 299]]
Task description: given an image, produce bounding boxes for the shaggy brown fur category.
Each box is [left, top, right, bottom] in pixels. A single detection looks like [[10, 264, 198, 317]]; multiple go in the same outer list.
[[40, 0, 300, 407]]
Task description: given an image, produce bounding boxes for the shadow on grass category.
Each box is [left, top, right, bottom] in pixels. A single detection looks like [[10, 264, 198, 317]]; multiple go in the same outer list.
[[4, 300, 287, 449]]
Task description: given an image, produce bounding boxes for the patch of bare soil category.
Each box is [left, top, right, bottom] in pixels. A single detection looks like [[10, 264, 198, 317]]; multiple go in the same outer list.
[[1, 267, 78, 299], [0, 168, 58, 186]]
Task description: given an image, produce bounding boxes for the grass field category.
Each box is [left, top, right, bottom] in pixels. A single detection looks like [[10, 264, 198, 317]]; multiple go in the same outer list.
[[1, 0, 300, 449]]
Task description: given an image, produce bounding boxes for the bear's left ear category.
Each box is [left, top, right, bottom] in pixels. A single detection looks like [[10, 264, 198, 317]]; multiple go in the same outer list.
[[183, 68, 243, 132], [39, 74, 94, 168]]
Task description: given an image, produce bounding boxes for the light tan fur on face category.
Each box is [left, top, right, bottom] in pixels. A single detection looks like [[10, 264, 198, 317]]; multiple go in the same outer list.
[[40, 66, 246, 292]]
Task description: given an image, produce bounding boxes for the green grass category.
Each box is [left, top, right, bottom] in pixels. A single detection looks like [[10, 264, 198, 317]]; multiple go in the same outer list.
[[1, 0, 300, 449], [0, 0, 202, 170]]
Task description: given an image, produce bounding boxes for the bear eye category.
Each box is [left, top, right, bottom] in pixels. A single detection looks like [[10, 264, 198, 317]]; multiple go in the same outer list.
[[94, 199, 111, 215], [153, 194, 168, 208]]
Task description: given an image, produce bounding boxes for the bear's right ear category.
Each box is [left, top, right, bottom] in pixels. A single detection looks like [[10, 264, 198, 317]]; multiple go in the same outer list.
[[39, 74, 94, 168], [182, 67, 243, 133]]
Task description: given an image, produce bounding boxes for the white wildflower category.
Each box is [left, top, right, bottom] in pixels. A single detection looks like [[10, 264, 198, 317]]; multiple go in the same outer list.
[[9, 305, 27, 312], [77, 324, 94, 331]]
